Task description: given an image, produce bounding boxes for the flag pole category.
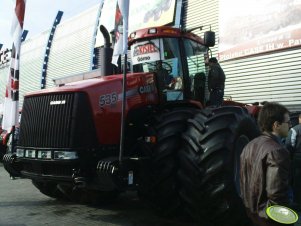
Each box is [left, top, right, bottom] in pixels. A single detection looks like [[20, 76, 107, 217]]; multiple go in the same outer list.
[[112, 0, 129, 165], [119, 54, 127, 164], [10, 125, 16, 179]]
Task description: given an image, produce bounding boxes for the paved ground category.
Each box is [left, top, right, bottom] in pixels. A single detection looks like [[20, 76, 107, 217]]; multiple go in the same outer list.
[[0, 164, 195, 226], [1, 163, 301, 226]]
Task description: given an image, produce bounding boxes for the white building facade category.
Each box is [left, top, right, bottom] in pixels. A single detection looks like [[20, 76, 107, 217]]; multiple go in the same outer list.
[[0, 0, 301, 110]]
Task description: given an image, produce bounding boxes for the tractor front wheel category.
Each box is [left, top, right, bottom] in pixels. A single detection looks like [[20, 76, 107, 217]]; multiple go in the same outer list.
[[177, 106, 260, 226], [137, 107, 198, 216]]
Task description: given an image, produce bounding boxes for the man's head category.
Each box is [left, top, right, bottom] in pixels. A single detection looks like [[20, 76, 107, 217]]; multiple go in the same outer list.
[[258, 102, 291, 137], [205, 57, 218, 66], [209, 57, 218, 64]]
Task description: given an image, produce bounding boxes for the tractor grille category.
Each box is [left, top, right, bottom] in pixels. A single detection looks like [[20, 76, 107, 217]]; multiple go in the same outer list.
[[18, 92, 97, 148]]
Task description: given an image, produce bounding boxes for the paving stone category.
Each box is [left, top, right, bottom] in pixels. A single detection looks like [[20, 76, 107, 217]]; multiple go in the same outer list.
[[0, 164, 194, 226]]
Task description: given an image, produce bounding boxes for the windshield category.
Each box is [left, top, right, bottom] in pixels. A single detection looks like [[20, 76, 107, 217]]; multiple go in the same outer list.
[[132, 38, 184, 100], [132, 38, 182, 76], [131, 36, 208, 102]]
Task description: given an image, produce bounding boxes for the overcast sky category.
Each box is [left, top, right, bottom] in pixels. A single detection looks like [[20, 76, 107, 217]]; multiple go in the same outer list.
[[0, 0, 101, 49]]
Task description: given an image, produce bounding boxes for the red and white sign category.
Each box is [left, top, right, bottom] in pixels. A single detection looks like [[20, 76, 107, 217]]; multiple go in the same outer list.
[[2, 0, 26, 130], [112, 0, 129, 66], [131, 39, 161, 65]]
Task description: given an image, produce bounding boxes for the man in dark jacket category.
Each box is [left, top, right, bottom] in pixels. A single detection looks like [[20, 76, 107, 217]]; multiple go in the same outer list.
[[207, 57, 225, 107], [240, 102, 292, 226]]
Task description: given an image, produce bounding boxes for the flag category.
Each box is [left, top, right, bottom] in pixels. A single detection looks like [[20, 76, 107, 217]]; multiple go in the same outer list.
[[2, 0, 26, 130], [112, 0, 130, 66]]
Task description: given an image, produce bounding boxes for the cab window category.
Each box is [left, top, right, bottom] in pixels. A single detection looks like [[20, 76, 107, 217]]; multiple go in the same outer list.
[[184, 39, 207, 103]]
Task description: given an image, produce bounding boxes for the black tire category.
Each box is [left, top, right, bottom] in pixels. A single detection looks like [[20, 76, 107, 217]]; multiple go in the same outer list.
[[177, 106, 260, 226], [32, 180, 67, 200], [137, 107, 198, 216], [0, 143, 6, 162]]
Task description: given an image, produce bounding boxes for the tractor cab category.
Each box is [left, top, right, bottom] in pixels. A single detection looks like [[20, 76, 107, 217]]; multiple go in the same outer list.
[[128, 26, 215, 105]]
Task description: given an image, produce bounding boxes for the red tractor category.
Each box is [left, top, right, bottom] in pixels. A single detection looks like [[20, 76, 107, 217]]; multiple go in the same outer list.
[[0, 111, 21, 161], [3, 25, 260, 225], [0, 130, 9, 161]]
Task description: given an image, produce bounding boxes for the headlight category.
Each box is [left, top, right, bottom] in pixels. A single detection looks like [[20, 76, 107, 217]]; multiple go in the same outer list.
[[25, 150, 36, 158], [16, 149, 24, 157], [54, 151, 78, 160], [37, 151, 52, 159]]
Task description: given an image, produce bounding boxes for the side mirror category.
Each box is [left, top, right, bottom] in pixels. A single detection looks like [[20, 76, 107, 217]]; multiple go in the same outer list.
[[204, 31, 215, 47]]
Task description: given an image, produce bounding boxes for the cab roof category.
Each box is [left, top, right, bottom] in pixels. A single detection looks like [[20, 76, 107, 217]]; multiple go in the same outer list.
[[128, 26, 204, 46]]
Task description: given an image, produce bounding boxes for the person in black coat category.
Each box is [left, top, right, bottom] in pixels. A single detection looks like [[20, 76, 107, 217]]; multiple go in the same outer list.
[[286, 114, 301, 209], [207, 57, 225, 107]]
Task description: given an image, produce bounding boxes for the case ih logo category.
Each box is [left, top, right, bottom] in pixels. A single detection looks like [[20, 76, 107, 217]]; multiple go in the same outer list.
[[133, 43, 159, 57], [50, 100, 66, 105], [138, 84, 155, 94]]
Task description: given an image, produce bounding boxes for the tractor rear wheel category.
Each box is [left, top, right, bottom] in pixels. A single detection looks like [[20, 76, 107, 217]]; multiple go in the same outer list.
[[177, 106, 260, 226], [137, 107, 198, 216]]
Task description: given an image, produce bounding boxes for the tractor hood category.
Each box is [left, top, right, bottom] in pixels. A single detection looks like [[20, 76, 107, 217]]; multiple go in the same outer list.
[[25, 72, 153, 97], [21, 71, 158, 145]]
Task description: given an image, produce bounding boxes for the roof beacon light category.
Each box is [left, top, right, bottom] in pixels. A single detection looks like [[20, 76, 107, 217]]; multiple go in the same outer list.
[[162, 29, 178, 35], [148, 28, 157, 34]]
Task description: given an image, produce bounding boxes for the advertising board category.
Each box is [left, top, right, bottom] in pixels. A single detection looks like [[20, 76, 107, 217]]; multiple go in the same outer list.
[[219, 0, 301, 61], [95, 0, 180, 47]]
